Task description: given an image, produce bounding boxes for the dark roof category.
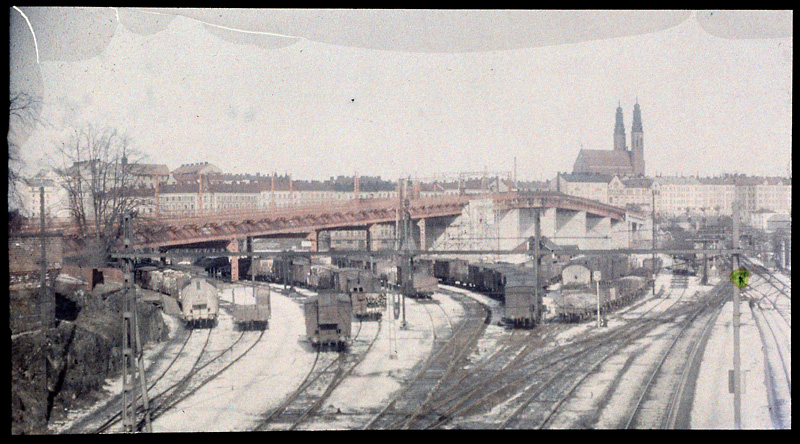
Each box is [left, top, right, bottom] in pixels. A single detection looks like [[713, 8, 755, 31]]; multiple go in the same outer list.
[[573, 149, 633, 173], [130, 163, 170, 177], [559, 172, 614, 183], [621, 177, 653, 188]]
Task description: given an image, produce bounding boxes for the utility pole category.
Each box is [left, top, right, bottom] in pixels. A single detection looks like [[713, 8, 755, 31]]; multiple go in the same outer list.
[[39, 186, 51, 426], [533, 209, 541, 325], [121, 213, 152, 432], [731, 203, 742, 429], [39, 186, 52, 328], [652, 188, 658, 295], [596, 274, 601, 328]]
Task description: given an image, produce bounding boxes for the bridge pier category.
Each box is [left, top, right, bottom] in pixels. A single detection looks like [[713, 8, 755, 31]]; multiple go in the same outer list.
[[417, 218, 427, 251], [227, 238, 240, 282], [306, 230, 318, 252], [586, 214, 611, 249], [555, 209, 587, 249]]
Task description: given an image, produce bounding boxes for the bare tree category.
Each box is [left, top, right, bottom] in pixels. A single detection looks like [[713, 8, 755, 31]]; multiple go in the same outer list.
[[53, 124, 152, 266], [8, 91, 42, 207]]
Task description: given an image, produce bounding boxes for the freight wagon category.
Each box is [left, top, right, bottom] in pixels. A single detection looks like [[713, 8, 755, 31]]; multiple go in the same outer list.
[[179, 276, 220, 328], [433, 258, 470, 286], [250, 258, 275, 281], [553, 275, 648, 323], [304, 291, 352, 350], [307, 264, 339, 290], [501, 267, 541, 328], [350, 291, 386, 319], [231, 285, 271, 330]]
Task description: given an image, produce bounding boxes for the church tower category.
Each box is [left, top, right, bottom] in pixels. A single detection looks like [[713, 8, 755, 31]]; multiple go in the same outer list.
[[630, 100, 645, 176], [614, 102, 627, 151]]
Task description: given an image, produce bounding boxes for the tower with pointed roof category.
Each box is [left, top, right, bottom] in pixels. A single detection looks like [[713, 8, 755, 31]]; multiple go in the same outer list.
[[614, 102, 627, 152], [630, 100, 645, 176], [572, 101, 646, 177]]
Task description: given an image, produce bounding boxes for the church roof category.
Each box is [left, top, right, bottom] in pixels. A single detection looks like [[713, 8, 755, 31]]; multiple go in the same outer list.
[[573, 149, 633, 173], [559, 172, 614, 183]]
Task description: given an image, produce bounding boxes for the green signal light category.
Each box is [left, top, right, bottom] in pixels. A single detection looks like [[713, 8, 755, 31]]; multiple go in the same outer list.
[[729, 268, 750, 289]]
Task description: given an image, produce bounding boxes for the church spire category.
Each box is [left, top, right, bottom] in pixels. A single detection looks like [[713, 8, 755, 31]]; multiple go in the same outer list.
[[632, 101, 643, 133], [614, 102, 626, 151]]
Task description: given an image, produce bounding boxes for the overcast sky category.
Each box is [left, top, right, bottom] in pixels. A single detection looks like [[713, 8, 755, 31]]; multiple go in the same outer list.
[[9, 9, 793, 181]]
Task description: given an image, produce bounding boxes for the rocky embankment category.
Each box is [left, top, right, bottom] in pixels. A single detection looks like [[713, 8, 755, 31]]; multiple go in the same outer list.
[[11, 282, 168, 434]]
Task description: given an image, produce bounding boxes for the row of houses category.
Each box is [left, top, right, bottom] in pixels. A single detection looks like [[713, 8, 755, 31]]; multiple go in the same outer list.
[[16, 162, 516, 221], [16, 161, 790, 227], [552, 173, 791, 218]]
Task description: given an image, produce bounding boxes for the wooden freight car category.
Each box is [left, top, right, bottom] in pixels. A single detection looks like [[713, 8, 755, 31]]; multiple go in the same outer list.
[[434, 258, 470, 286], [231, 285, 271, 330], [307, 264, 339, 290], [502, 267, 541, 328], [336, 268, 378, 293], [304, 291, 352, 350]]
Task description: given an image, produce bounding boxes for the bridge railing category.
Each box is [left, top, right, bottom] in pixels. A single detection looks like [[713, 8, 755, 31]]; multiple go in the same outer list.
[[153, 194, 473, 226]]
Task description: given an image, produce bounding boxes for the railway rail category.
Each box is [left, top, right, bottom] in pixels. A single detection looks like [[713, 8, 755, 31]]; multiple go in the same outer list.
[[93, 327, 215, 433], [363, 290, 490, 430], [399, 271, 715, 429], [59, 321, 197, 434], [254, 319, 382, 431], [624, 281, 726, 429]]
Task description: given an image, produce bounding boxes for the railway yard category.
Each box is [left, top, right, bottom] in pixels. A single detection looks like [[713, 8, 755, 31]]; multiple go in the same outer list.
[[44, 255, 791, 432]]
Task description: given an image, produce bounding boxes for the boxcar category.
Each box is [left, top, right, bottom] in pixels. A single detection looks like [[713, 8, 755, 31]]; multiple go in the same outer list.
[[448, 259, 470, 286], [350, 291, 386, 319], [336, 268, 378, 293], [179, 276, 220, 328], [231, 285, 271, 330], [561, 264, 592, 287], [250, 258, 274, 281], [307, 264, 339, 290], [468, 264, 485, 290], [410, 271, 438, 298], [304, 291, 352, 350], [502, 267, 541, 328], [290, 258, 311, 287], [479, 264, 506, 299]]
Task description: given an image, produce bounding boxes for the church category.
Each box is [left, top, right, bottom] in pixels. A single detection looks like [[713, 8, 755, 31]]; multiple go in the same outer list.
[[572, 102, 645, 177]]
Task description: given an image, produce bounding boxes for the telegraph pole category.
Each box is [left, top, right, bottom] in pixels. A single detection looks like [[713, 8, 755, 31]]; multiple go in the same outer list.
[[731, 203, 742, 429], [652, 188, 658, 295], [121, 213, 152, 432], [39, 186, 52, 328], [532, 209, 541, 325]]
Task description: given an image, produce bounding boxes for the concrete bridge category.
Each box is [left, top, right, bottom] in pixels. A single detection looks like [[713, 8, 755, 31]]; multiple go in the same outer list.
[[130, 190, 637, 249]]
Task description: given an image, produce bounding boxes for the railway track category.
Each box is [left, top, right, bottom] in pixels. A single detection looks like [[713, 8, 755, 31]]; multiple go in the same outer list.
[[624, 281, 726, 429], [502, 279, 720, 430], [405, 272, 706, 429], [135, 328, 266, 431], [363, 289, 490, 430], [434, 280, 680, 427], [93, 326, 220, 433], [255, 318, 382, 431], [59, 321, 197, 434]]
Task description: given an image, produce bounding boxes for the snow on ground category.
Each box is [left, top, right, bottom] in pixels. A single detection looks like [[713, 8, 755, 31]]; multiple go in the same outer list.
[[48, 311, 183, 433], [444, 285, 508, 366], [143, 281, 470, 431], [152, 290, 314, 432], [301, 290, 466, 429], [690, 300, 776, 429]]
